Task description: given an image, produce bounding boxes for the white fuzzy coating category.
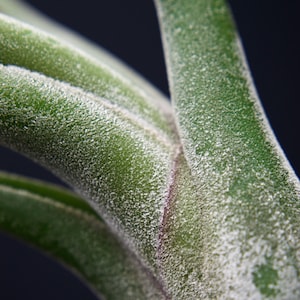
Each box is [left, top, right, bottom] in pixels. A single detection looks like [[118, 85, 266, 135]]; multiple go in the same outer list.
[[1, 1, 300, 298], [0, 64, 176, 277], [0, 13, 175, 139], [155, 0, 300, 298], [0, 183, 167, 299]]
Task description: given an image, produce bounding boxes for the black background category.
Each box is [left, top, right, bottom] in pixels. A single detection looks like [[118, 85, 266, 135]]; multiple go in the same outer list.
[[1, 1, 299, 299]]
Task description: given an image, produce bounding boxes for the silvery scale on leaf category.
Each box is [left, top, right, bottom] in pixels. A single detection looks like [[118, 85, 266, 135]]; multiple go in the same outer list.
[[0, 0, 299, 299]]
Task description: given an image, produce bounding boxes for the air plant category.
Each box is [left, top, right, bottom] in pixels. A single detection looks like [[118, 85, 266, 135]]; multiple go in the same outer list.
[[0, 0, 299, 299]]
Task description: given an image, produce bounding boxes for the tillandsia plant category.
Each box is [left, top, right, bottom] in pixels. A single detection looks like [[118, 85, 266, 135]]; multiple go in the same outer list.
[[0, 0, 299, 299]]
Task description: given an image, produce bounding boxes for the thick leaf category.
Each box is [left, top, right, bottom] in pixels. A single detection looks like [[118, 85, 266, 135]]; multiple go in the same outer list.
[[1, 1, 299, 299], [0, 171, 98, 217], [0, 12, 174, 138], [155, 0, 300, 298], [0, 172, 166, 299], [0, 64, 177, 274], [0, 0, 170, 118]]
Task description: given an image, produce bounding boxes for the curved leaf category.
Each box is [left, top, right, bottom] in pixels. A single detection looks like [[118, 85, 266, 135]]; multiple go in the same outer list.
[[0, 12, 174, 137], [1, 1, 299, 299], [0, 63, 177, 274], [155, 0, 300, 298], [0, 172, 166, 299], [0, 171, 98, 217], [0, 0, 170, 118]]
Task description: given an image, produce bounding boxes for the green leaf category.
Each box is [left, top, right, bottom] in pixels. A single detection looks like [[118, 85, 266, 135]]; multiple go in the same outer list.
[[0, 12, 174, 137], [0, 63, 177, 274], [1, 1, 299, 299], [0, 172, 166, 299], [155, 0, 300, 298], [0, 5, 181, 296], [0, 0, 169, 116], [0, 171, 98, 217]]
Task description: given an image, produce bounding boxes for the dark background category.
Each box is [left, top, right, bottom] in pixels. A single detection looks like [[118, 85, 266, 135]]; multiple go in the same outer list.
[[1, 1, 299, 299]]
